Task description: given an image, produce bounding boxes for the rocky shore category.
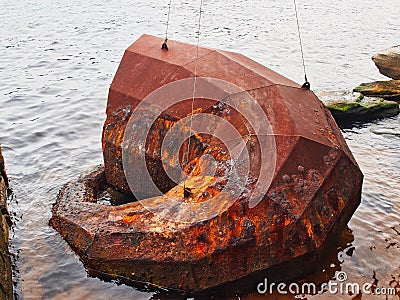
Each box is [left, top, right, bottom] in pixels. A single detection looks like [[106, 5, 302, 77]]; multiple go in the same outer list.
[[372, 45, 400, 80], [318, 91, 399, 125], [354, 80, 400, 101], [0, 147, 12, 300], [355, 46, 400, 102], [320, 45, 400, 125]]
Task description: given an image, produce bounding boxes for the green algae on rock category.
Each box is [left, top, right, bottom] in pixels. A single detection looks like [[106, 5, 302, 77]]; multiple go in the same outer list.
[[317, 91, 400, 124]]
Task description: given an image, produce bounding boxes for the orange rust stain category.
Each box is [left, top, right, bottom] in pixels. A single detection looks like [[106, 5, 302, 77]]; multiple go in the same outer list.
[[284, 215, 291, 227], [305, 220, 314, 238], [115, 130, 124, 156], [164, 175, 218, 204], [122, 215, 136, 224], [163, 118, 175, 129], [325, 130, 340, 147], [188, 107, 203, 117]]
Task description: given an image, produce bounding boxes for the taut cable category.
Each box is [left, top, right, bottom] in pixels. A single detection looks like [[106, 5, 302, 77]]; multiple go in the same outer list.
[[184, 0, 204, 198]]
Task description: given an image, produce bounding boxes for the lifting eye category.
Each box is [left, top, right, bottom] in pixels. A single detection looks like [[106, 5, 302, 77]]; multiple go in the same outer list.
[[302, 81, 310, 90], [161, 39, 169, 51]]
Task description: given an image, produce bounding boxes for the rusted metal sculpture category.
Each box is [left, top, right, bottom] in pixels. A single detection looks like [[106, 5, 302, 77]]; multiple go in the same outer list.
[[50, 34, 363, 294]]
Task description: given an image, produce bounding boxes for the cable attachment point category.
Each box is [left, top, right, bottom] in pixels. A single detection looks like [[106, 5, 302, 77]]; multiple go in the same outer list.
[[161, 39, 169, 51], [302, 75, 310, 90], [302, 81, 310, 90]]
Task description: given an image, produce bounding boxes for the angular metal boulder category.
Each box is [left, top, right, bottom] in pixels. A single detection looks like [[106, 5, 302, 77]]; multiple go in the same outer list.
[[50, 34, 363, 294]]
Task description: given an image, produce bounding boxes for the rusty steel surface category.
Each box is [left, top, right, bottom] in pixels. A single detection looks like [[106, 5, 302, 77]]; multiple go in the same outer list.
[[51, 34, 363, 294]]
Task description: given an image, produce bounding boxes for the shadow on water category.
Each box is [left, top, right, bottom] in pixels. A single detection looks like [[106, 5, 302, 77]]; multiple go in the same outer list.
[[97, 186, 136, 206]]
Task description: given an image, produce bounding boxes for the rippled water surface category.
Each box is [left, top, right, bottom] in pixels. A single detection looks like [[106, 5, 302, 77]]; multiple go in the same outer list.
[[1, 0, 399, 299]]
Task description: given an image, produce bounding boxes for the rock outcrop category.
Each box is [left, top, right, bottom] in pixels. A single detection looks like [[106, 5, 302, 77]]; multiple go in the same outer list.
[[318, 91, 400, 124], [0, 147, 12, 300], [354, 80, 400, 102], [354, 46, 400, 104], [372, 45, 400, 79]]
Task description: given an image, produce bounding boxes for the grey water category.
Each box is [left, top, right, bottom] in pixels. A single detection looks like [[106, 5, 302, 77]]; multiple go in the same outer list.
[[0, 0, 399, 299]]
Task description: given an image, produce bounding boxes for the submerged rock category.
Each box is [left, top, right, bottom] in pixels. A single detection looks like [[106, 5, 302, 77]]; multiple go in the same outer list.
[[0, 147, 12, 300], [354, 80, 400, 101], [372, 45, 400, 80], [318, 91, 400, 124]]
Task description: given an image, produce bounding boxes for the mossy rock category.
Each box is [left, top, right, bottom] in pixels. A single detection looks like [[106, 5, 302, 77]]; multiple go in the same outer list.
[[317, 91, 400, 125], [328, 101, 361, 112]]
